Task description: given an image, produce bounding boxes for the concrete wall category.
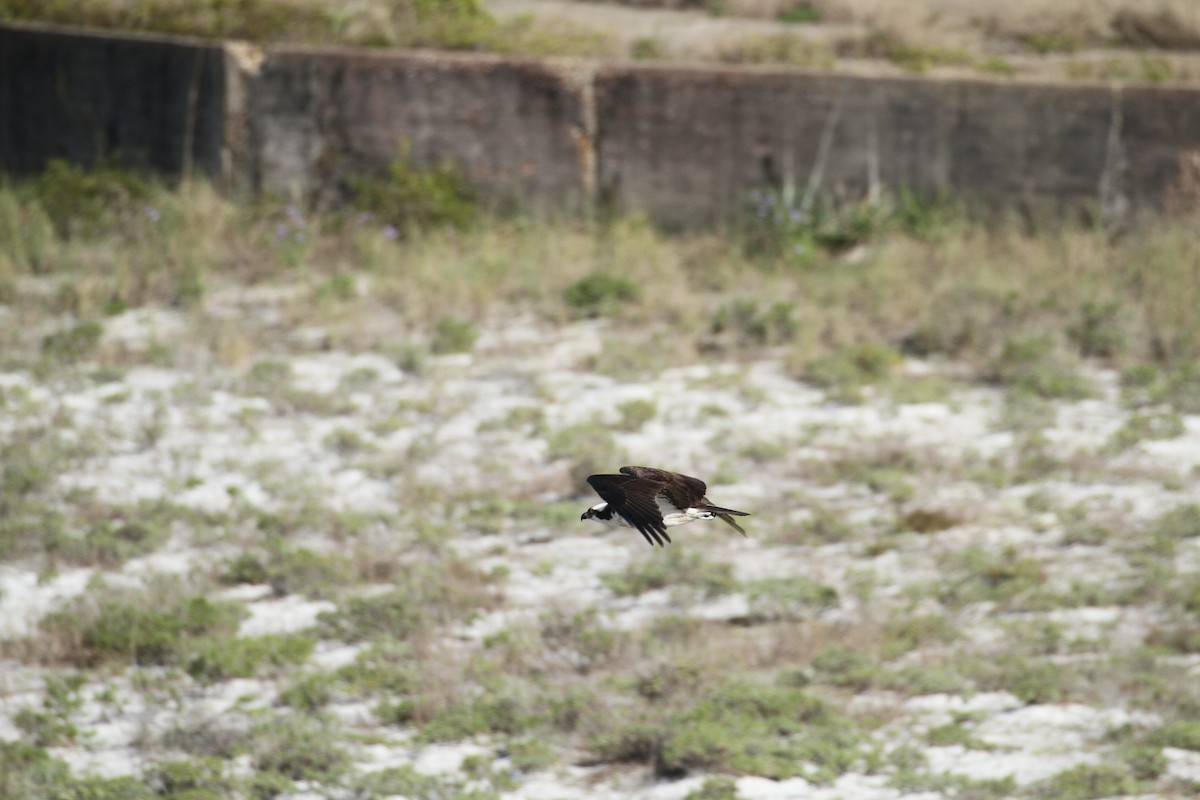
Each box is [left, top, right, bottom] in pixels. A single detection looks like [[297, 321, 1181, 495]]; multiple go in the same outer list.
[[594, 66, 1200, 226], [246, 47, 592, 212], [4, 21, 1200, 227], [0, 23, 227, 179]]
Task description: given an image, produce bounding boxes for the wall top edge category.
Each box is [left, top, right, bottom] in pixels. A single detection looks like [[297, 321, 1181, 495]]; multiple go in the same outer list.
[[4, 19, 1200, 95]]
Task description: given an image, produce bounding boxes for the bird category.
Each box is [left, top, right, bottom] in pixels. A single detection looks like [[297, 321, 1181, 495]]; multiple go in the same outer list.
[[580, 465, 749, 547]]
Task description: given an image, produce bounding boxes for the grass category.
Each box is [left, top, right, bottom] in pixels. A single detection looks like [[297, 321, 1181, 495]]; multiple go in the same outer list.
[[600, 548, 739, 599], [5, 164, 1200, 384], [937, 546, 1047, 610], [317, 553, 500, 641], [0, 0, 619, 56], [743, 576, 839, 621], [4, 160, 1200, 797], [590, 677, 869, 781], [37, 584, 245, 668]]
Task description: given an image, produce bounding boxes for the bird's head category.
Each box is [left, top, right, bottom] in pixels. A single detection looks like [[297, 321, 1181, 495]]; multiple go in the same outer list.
[[580, 502, 607, 522]]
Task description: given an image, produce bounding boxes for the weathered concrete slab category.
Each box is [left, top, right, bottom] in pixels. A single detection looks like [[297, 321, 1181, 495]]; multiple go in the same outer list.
[[0, 22, 226, 179], [594, 64, 1200, 226], [250, 46, 592, 212], [1121, 85, 1200, 213]]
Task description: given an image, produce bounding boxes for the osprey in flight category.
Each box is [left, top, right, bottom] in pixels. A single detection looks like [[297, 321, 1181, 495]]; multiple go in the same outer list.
[[581, 465, 750, 546]]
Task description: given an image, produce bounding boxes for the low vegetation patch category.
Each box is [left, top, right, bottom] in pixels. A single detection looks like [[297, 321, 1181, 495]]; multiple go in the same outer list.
[[601, 548, 738, 600], [564, 272, 641, 317], [591, 677, 868, 781], [38, 586, 244, 669], [318, 555, 499, 641], [349, 153, 479, 233], [3, 159, 1200, 797]]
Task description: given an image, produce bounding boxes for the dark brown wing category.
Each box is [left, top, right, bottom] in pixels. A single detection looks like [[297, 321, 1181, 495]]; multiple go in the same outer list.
[[619, 466, 707, 509], [587, 473, 672, 546], [622, 466, 750, 538]]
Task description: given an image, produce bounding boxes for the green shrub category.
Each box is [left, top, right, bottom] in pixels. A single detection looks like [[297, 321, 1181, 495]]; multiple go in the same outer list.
[[938, 546, 1046, 609], [506, 736, 557, 772], [615, 398, 657, 431], [419, 689, 538, 741], [631, 36, 666, 60], [221, 541, 357, 598], [73, 519, 168, 567], [591, 679, 864, 781], [324, 427, 376, 456], [1125, 363, 1200, 414], [810, 645, 878, 690], [0, 741, 74, 800], [250, 719, 349, 783], [13, 674, 84, 747], [318, 556, 496, 641], [537, 608, 624, 673], [315, 273, 356, 303], [1147, 504, 1200, 543], [1107, 409, 1185, 451], [778, 3, 821, 24], [879, 664, 969, 696], [988, 335, 1093, 399], [1068, 300, 1128, 358], [23, 159, 153, 239], [925, 721, 991, 749], [683, 775, 743, 800], [42, 321, 103, 362], [278, 672, 334, 712], [147, 758, 235, 799], [992, 656, 1067, 704], [1023, 31, 1081, 55], [881, 613, 958, 657], [430, 316, 479, 354], [710, 299, 798, 349], [349, 153, 478, 232], [335, 643, 418, 695], [718, 32, 834, 69], [1121, 744, 1167, 781], [601, 548, 738, 599], [0, 186, 56, 273], [563, 272, 640, 317], [1034, 763, 1137, 800], [41, 591, 243, 668], [243, 359, 293, 395], [350, 764, 470, 800], [1147, 719, 1200, 751], [744, 577, 838, 621], [805, 342, 902, 402], [186, 632, 316, 683]]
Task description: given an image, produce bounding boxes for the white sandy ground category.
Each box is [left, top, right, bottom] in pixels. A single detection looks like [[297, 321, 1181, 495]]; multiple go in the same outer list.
[[2, 299, 1200, 798]]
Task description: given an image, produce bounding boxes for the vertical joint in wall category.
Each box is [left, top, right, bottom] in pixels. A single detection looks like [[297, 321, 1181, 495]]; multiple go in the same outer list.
[[1098, 85, 1129, 224], [560, 60, 598, 217]]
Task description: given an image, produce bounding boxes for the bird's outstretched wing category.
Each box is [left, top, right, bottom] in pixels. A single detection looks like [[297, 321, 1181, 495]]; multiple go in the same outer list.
[[619, 465, 707, 507], [622, 465, 749, 537], [586, 473, 672, 546]]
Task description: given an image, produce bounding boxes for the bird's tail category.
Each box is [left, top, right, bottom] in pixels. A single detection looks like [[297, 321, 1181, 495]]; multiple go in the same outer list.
[[698, 504, 749, 537]]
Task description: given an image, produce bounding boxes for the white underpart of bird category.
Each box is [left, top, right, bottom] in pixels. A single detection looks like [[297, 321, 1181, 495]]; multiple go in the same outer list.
[[585, 499, 717, 529]]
